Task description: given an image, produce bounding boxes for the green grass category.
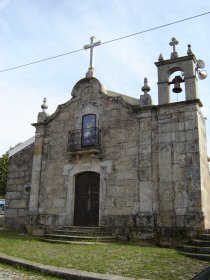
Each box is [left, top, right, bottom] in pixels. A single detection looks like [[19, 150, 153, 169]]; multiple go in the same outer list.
[[0, 230, 209, 280]]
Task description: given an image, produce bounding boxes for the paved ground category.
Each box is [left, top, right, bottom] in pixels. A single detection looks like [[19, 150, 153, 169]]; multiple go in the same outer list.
[[0, 267, 53, 279]]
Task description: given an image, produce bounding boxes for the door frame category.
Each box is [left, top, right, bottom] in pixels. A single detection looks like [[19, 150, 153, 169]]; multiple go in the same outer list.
[[66, 159, 111, 227]]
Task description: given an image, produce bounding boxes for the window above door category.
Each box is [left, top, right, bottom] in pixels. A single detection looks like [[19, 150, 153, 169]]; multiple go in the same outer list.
[[82, 114, 96, 147], [68, 114, 101, 155]]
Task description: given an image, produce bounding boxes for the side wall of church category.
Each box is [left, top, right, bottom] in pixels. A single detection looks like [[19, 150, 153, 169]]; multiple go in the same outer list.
[[197, 107, 210, 228], [5, 144, 34, 230]]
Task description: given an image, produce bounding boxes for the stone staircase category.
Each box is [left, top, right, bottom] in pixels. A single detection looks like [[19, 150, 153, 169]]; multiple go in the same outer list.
[[180, 233, 210, 260], [40, 226, 117, 244]]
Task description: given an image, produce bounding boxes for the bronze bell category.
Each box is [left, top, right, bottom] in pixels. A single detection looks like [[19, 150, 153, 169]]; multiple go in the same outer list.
[[171, 75, 183, 93], [172, 81, 182, 93]]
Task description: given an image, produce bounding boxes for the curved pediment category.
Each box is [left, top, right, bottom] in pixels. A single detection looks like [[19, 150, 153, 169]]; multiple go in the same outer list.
[[35, 78, 107, 124], [71, 77, 107, 98], [34, 76, 140, 125]]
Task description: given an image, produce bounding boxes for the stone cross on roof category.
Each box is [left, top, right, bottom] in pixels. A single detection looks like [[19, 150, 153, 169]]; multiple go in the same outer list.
[[84, 36, 101, 78], [169, 37, 179, 59]]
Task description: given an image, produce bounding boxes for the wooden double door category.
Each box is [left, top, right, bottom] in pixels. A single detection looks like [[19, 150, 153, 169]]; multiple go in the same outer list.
[[74, 172, 100, 226]]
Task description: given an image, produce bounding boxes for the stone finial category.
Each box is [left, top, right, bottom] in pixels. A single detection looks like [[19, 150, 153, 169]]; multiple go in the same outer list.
[[41, 98, 48, 112], [169, 37, 179, 59], [38, 98, 48, 122], [158, 53, 164, 61], [140, 77, 152, 107], [141, 77, 150, 94], [187, 44, 193, 55]]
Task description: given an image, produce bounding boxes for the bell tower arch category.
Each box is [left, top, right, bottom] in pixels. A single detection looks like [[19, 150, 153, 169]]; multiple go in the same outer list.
[[155, 38, 198, 105]]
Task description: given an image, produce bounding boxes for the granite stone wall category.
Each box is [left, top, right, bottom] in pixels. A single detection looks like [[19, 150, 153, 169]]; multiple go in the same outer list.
[[5, 144, 34, 230], [29, 78, 210, 237], [5, 77, 210, 239]]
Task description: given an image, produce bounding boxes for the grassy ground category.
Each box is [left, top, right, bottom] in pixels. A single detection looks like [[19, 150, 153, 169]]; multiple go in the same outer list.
[[0, 230, 209, 280]]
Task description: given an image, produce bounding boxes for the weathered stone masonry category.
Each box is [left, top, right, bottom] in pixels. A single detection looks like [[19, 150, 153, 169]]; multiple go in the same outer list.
[[5, 143, 34, 230], [5, 39, 210, 239]]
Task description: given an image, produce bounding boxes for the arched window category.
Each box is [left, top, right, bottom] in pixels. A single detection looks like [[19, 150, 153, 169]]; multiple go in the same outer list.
[[81, 114, 96, 147]]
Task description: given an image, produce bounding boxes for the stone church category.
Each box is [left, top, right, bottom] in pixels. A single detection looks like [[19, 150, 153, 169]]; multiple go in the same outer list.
[[5, 37, 210, 239]]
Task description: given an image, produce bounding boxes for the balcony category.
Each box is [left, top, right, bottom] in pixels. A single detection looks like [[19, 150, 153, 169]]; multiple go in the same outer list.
[[68, 128, 101, 154]]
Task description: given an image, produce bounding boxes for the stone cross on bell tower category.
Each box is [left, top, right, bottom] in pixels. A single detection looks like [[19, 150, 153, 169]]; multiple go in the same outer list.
[[169, 37, 179, 59], [84, 36, 101, 78]]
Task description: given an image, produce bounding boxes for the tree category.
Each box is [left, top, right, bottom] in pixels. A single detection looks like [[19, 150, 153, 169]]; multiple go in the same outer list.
[[0, 151, 9, 197]]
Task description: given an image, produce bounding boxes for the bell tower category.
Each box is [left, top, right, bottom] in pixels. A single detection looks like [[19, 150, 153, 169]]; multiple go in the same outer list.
[[154, 38, 210, 233], [155, 38, 202, 105]]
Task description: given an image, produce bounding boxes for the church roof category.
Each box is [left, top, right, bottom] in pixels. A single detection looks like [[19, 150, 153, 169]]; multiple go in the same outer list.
[[106, 90, 139, 105], [9, 136, 35, 157]]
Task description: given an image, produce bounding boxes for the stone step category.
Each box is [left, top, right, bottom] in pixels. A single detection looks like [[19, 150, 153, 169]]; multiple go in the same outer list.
[[183, 245, 210, 254], [190, 239, 210, 247], [41, 226, 117, 245], [40, 238, 98, 245], [44, 233, 117, 242], [180, 234, 210, 261], [199, 234, 210, 241], [180, 251, 210, 261], [62, 226, 110, 233], [54, 230, 111, 236]]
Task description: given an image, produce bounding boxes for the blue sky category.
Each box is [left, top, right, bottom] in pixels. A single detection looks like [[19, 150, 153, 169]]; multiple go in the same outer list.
[[0, 0, 210, 155]]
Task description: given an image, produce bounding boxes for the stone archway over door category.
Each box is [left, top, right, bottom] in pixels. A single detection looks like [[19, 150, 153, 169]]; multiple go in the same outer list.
[[74, 172, 100, 226]]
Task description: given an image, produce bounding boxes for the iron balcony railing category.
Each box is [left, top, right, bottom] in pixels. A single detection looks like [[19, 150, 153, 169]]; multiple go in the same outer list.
[[68, 128, 101, 151]]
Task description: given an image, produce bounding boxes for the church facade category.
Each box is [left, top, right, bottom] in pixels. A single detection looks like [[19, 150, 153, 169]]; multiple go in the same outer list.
[[5, 38, 210, 239]]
